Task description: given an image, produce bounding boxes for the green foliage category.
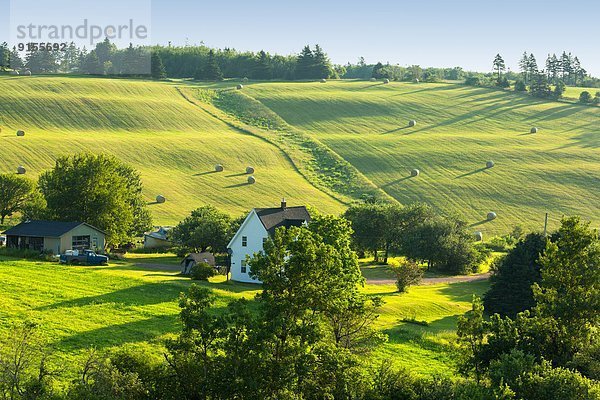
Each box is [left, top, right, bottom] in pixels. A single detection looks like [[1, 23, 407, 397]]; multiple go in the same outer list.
[[38, 153, 152, 246], [465, 75, 481, 86], [389, 259, 423, 293], [530, 72, 552, 98], [194, 49, 223, 81], [514, 80, 527, 92], [170, 205, 233, 253], [554, 81, 566, 99], [0, 173, 35, 224], [533, 216, 600, 363], [580, 91, 593, 104], [0, 322, 56, 400], [484, 233, 547, 317], [189, 262, 216, 281], [496, 76, 510, 88], [150, 52, 166, 80], [457, 296, 487, 381]]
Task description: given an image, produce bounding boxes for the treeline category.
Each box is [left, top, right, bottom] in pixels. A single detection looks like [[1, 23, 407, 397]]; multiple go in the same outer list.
[[0, 40, 337, 80], [1, 216, 598, 400]]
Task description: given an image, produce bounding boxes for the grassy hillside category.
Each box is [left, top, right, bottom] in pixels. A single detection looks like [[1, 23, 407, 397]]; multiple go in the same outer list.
[[0, 256, 487, 382], [0, 76, 344, 225], [239, 80, 599, 234]]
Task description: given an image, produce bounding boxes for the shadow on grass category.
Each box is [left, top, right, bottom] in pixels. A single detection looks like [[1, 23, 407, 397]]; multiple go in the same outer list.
[[146, 201, 159, 205], [382, 126, 411, 134], [438, 280, 489, 303], [455, 167, 487, 179], [469, 219, 490, 228], [226, 172, 248, 178], [381, 176, 412, 188], [53, 314, 182, 352], [224, 182, 251, 189], [193, 170, 219, 176], [36, 281, 190, 311]]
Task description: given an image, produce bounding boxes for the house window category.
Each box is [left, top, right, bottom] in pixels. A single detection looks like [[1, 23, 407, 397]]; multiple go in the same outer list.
[[72, 235, 90, 251], [241, 260, 247, 274], [242, 236, 247, 247]]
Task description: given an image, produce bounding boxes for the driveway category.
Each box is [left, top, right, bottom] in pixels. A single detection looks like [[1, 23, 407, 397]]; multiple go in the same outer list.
[[367, 272, 491, 285]]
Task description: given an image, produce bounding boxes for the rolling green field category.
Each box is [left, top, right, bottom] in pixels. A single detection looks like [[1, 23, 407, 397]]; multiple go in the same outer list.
[[0, 255, 487, 383], [239, 80, 599, 234], [0, 76, 344, 225], [1, 76, 598, 234]]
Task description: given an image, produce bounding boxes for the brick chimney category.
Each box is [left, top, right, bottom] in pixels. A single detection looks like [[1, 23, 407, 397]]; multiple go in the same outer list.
[[281, 198, 287, 209]]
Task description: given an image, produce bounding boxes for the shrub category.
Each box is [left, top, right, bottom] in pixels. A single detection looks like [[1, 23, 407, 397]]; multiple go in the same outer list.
[[389, 259, 423, 293], [496, 77, 510, 88], [190, 262, 216, 281], [554, 81, 566, 99], [593, 92, 600, 105], [465, 76, 480, 86], [515, 80, 527, 92], [579, 91, 593, 104], [520, 362, 600, 400]]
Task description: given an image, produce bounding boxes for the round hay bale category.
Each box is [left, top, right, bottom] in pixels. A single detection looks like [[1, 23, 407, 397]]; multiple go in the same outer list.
[[530, 127, 538, 134], [370, 77, 376, 82], [16, 130, 25, 137], [383, 79, 390, 84], [246, 166, 255, 174], [23, 70, 31, 76], [16, 166, 26, 175], [320, 78, 327, 83], [486, 160, 495, 168], [156, 195, 166, 204], [215, 164, 224, 172], [242, 77, 249, 83], [247, 175, 256, 184], [474, 231, 483, 241], [411, 169, 420, 177], [408, 120, 417, 127], [487, 212, 497, 221], [10, 70, 19, 76], [236, 84, 243, 90]]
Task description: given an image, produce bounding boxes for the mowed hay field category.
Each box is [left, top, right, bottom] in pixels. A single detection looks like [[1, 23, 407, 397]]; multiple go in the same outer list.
[[241, 81, 600, 234], [0, 76, 343, 225], [0, 255, 487, 381]]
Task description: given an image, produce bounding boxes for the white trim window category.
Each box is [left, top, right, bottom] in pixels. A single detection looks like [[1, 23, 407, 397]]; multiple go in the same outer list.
[[241, 260, 247, 273], [242, 236, 248, 247]]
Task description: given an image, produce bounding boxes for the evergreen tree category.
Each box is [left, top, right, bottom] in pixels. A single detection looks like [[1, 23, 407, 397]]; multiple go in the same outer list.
[[252, 50, 272, 80], [519, 52, 529, 83], [25, 49, 58, 73], [150, 51, 167, 79], [371, 62, 385, 79], [527, 53, 538, 78], [295, 45, 314, 79], [492, 54, 506, 81], [0, 42, 9, 70], [195, 49, 223, 81], [529, 71, 552, 98], [81, 50, 103, 75], [312, 44, 332, 79], [560, 51, 572, 83], [9, 47, 23, 70], [483, 233, 547, 317]]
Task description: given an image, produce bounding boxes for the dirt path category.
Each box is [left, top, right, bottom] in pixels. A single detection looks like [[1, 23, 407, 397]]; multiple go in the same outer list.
[[367, 272, 491, 286]]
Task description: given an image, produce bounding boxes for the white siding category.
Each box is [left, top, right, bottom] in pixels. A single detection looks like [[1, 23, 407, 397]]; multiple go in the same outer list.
[[228, 210, 268, 283]]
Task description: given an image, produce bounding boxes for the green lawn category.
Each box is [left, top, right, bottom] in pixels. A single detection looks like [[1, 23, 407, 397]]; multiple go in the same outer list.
[[0, 255, 487, 381], [561, 86, 600, 101]]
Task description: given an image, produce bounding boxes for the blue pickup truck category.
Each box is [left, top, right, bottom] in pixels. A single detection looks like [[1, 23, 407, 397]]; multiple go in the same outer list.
[[59, 249, 109, 266]]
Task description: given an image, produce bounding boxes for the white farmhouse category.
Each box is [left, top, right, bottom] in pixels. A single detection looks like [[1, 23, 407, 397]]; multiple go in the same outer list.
[[227, 199, 311, 283]]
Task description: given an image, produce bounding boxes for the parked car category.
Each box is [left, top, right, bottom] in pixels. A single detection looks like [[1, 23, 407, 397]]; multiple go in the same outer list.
[[59, 249, 108, 265]]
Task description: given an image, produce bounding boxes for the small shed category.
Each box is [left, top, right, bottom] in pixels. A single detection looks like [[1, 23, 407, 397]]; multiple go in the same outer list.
[[143, 227, 171, 249], [181, 252, 216, 275]]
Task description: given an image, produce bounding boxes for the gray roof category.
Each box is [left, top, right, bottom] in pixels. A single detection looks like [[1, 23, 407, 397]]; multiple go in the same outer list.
[[255, 206, 311, 235], [3, 220, 102, 238]]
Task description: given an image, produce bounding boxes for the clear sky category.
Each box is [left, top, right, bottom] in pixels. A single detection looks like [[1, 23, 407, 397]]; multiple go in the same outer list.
[[1, 0, 599, 76]]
